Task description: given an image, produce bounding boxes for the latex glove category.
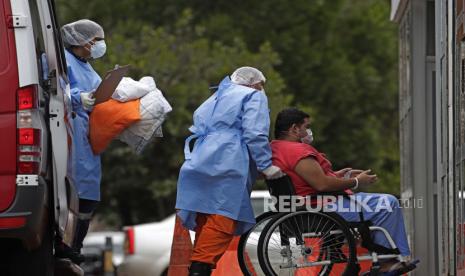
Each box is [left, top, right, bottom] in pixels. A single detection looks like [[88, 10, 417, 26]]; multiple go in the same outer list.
[[263, 165, 285, 180], [80, 92, 95, 110]]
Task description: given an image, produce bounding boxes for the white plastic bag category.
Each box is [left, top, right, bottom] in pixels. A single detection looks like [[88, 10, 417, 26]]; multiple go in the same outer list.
[[117, 76, 172, 154], [112, 77, 152, 102]]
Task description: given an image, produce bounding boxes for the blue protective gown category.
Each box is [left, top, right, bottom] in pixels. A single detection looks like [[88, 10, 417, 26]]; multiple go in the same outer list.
[[176, 77, 272, 235], [65, 49, 102, 201]]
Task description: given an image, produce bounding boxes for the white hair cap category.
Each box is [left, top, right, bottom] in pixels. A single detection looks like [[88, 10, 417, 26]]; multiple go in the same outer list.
[[230, 66, 266, 85], [61, 19, 104, 47]]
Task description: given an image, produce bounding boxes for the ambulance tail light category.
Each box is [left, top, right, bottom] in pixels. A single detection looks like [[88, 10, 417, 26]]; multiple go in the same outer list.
[[17, 85, 42, 175]]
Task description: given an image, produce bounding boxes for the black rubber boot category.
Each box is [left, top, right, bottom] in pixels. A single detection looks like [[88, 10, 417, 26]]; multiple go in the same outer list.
[[188, 261, 212, 276]]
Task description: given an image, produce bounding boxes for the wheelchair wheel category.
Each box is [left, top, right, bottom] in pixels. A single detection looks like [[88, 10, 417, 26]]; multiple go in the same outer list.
[[257, 210, 359, 276], [237, 211, 279, 276]]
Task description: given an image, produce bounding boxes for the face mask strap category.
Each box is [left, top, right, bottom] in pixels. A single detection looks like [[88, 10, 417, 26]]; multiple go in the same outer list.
[[285, 125, 301, 140]]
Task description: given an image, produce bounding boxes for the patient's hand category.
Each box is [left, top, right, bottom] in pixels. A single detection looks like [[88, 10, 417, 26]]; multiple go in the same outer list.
[[349, 169, 363, 178], [335, 168, 365, 179], [335, 168, 352, 178], [356, 169, 378, 186]]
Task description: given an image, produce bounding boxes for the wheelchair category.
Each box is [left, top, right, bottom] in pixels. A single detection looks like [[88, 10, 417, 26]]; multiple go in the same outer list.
[[237, 176, 407, 276]]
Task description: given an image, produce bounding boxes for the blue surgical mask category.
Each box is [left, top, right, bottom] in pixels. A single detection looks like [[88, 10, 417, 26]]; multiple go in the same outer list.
[[90, 40, 106, 59], [301, 128, 313, 144]]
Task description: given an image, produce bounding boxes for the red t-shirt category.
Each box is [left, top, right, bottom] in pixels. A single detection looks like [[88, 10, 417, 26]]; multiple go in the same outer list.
[[270, 140, 339, 196]]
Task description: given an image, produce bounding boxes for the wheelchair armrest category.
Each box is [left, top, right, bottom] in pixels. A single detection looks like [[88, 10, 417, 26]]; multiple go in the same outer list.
[[265, 175, 297, 198]]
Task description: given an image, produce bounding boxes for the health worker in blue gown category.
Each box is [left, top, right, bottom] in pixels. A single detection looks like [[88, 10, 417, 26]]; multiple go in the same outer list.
[[60, 19, 107, 262], [175, 67, 284, 276]]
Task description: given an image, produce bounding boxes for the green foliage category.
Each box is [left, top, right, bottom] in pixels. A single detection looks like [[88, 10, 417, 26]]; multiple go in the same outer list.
[[56, 0, 399, 226]]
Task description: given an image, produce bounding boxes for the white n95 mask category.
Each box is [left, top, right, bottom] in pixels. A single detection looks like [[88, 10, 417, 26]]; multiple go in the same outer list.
[[301, 129, 313, 144]]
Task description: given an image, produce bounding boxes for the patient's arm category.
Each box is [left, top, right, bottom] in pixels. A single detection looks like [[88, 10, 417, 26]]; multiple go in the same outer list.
[[295, 158, 377, 192], [295, 158, 358, 192]]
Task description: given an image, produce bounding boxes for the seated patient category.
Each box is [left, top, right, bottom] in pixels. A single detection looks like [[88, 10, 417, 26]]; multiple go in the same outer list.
[[270, 107, 417, 275]]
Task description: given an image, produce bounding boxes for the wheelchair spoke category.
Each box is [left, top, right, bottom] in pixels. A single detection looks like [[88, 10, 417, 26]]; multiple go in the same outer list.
[[259, 211, 357, 276], [237, 212, 278, 276], [306, 218, 333, 248], [309, 231, 344, 249]]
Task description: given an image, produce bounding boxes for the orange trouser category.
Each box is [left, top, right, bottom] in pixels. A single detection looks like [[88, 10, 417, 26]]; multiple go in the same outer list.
[[190, 213, 237, 266]]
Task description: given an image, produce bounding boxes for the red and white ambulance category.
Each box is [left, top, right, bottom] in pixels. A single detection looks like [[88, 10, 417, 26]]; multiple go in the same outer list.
[[0, 0, 78, 274]]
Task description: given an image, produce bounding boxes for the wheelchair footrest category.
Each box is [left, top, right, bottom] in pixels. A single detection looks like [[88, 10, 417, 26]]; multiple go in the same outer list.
[[348, 221, 401, 255]]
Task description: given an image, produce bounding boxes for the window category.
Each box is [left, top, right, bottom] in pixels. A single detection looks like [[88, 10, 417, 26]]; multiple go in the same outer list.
[[28, 0, 47, 88]]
